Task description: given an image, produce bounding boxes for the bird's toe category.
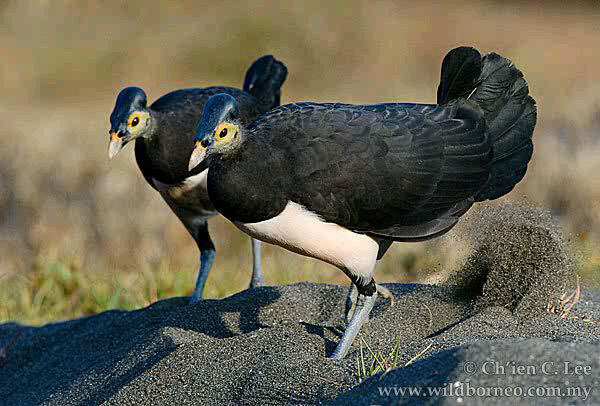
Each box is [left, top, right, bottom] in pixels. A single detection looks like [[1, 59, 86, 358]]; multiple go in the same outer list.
[[376, 284, 395, 306]]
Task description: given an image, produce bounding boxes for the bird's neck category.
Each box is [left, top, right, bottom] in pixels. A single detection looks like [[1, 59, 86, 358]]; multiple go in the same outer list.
[[135, 109, 207, 184], [207, 137, 290, 223], [143, 109, 161, 142], [217, 130, 247, 159]]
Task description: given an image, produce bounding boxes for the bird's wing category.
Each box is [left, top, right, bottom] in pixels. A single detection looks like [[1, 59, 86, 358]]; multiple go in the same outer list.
[[151, 87, 261, 123], [249, 101, 491, 233], [150, 87, 239, 112]]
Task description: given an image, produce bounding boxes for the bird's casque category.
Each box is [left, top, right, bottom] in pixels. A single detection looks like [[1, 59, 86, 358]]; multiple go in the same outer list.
[[189, 47, 537, 358], [107, 55, 288, 302]]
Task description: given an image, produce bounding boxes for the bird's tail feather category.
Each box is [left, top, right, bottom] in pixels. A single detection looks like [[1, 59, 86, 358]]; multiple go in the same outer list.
[[437, 47, 537, 201], [243, 55, 288, 111]]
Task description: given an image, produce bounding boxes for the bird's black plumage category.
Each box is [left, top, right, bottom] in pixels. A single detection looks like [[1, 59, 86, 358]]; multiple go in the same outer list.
[[437, 47, 536, 202], [108, 55, 287, 301], [207, 100, 489, 235], [243, 55, 286, 109], [200, 47, 536, 242]]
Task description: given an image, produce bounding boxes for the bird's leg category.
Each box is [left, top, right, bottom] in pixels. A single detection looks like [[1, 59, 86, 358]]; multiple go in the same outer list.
[[345, 239, 394, 321], [190, 249, 216, 303], [331, 279, 378, 359], [345, 285, 359, 322], [249, 238, 265, 288], [189, 220, 216, 304]]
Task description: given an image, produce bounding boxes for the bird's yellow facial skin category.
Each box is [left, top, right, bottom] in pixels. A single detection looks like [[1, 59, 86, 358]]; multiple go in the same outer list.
[[108, 110, 151, 160], [214, 122, 239, 145], [127, 111, 150, 135], [188, 121, 241, 170]]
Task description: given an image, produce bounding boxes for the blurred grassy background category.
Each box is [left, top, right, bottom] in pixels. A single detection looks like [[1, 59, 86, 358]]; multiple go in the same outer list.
[[1, 0, 599, 324]]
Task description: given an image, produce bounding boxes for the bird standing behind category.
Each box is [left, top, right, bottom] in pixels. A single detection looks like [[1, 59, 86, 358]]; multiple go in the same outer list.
[[108, 55, 287, 302], [189, 47, 536, 358]]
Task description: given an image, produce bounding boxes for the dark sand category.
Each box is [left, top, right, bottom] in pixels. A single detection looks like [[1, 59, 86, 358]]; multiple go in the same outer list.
[[1, 206, 598, 405]]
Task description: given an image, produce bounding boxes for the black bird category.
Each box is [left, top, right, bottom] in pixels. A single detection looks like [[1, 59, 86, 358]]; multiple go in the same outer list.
[[108, 55, 287, 303], [188, 47, 536, 358]]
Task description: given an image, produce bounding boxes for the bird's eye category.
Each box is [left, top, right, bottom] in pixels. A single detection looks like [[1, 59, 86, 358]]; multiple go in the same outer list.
[[218, 128, 228, 139], [131, 117, 140, 127]]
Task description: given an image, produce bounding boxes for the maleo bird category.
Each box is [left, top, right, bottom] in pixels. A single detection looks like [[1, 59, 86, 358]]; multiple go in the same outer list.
[[188, 47, 536, 358], [107, 55, 287, 303]]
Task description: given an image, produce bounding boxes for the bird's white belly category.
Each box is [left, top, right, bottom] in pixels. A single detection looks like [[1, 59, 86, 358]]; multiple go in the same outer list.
[[153, 170, 217, 222], [234, 201, 379, 280]]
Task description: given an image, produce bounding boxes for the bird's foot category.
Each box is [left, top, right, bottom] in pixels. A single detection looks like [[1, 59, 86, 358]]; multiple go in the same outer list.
[[375, 284, 395, 305], [189, 295, 202, 305], [346, 283, 394, 323], [249, 273, 266, 289]]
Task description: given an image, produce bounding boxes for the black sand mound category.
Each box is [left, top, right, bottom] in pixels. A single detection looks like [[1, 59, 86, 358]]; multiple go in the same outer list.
[[1, 206, 597, 405], [0, 284, 598, 406]]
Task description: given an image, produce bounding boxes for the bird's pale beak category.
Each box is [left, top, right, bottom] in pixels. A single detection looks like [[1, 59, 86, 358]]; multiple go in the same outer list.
[[108, 131, 127, 160], [188, 141, 207, 171]]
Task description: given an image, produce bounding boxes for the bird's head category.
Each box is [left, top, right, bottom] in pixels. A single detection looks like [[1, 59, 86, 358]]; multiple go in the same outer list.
[[188, 93, 242, 171], [108, 87, 152, 160]]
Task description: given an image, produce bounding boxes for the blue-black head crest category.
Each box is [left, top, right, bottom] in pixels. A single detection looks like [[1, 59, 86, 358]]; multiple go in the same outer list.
[[110, 87, 148, 131], [204, 93, 240, 122], [194, 94, 240, 143]]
